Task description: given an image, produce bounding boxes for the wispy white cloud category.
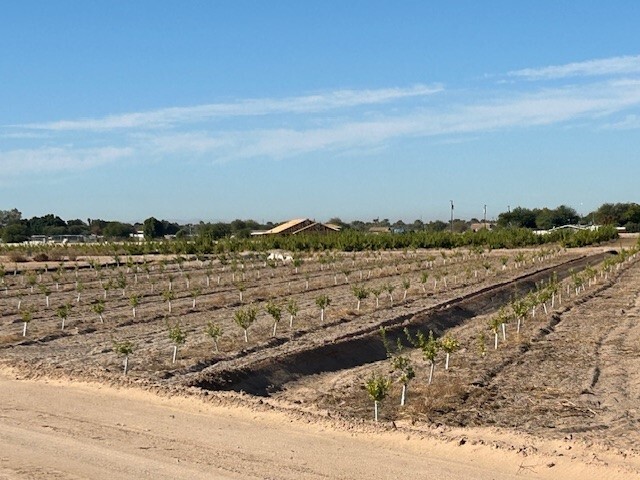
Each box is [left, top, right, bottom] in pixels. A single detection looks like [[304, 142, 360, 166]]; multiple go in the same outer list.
[[600, 113, 640, 130], [143, 78, 640, 162], [4, 57, 640, 176], [507, 54, 640, 80], [13, 84, 443, 132], [0, 146, 133, 175]]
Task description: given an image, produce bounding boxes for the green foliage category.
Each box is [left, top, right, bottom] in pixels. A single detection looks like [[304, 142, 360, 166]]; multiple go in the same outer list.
[[205, 321, 223, 352], [440, 334, 460, 354], [285, 298, 299, 317], [265, 300, 282, 322], [20, 306, 34, 324], [234, 305, 258, 341], [315, 294, 331, 310], [351, 284, 369, 301], [406, 328, 439, 364], [168, 323, 187, 345], [113, 339, 135, 356], [364, 373, 391, 402]]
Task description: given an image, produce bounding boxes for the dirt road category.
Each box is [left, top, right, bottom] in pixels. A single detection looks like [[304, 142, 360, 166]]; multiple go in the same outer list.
[[0, 370, 637, 480]]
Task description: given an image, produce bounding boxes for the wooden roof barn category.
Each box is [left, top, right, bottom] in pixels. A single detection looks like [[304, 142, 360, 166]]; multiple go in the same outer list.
[[253, 218, 340, 236]]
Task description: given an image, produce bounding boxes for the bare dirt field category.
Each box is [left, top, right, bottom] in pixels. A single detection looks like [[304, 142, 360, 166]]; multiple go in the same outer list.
[[1, 239, 639, 479]]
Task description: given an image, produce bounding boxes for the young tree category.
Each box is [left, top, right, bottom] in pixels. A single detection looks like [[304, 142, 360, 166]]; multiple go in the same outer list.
[[315, 294, 331, 323], [365, 373, 391, 422], [168, 322, 187, 363], [401, 278, 411, 301], [489, 314, 503, 350], [351, 284, 369, 312], [235, 282, 246, 303], [285, 298, 299, 329], [190, 287, 201, 309], [385, 283, 396, 306], [92, 299, 106, 323], [162, 289, 175, 313], [407, 328, 439, 384], [205, 321, 223, 353], [420, 271, 429, 293], [39, 284, 52, 308], [113, 340, 135, 374], [75, 281, 84, 304], [20, 306, 34, 337], [129, 294, 140, 319], [371, 286, 383, 309], [234, 305, 257, 343], [265, 300, 282, 337], [511, 297, 529, 334], [293, 258, 303, 274], [381, 328, 415, 406], [116, 272, 127, 297], [26, 272, 37, 293], [56, 302, 72, 331], [440, 334, 460, 370]]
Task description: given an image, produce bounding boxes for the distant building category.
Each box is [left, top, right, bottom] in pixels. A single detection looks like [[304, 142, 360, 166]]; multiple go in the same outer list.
[[368, 226, 391, 234], [252, 218, 340, 236], [534, 224, 601, 235], [470, 222, 495, 232]]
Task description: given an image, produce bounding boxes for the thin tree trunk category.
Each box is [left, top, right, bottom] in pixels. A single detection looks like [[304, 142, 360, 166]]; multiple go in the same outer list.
[[428, 362, 435, 384]]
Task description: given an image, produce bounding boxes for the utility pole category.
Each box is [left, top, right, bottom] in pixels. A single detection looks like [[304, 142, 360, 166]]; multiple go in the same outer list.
[[450, 200, 454, 233], [483, 204, 487, 228]]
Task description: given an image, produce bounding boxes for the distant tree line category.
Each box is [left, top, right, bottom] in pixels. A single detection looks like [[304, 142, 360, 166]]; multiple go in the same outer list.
[[1, 202, 637, 245], [496, 203, 640, 232]]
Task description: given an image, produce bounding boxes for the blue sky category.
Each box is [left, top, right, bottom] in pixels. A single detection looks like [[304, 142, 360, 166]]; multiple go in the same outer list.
[[1, 1, 639, 224]]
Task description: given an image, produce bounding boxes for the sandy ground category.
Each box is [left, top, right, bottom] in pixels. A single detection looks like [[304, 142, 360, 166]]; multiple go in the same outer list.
[[0, 368, 637, 480]]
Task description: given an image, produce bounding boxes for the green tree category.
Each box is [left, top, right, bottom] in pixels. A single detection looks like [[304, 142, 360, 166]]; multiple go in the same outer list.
[[56, 302, 73, 331], [265, 300, 282, 337], [168, 323, 187, 363], [113, 340, 135, 374], [315, 294, 331, 323], [162, 289, 175, 313], [407, 328, 439, 384], [92, 299, 106, 323], [129, 294, 140, 319], [285, 298, 299, 328], [20, 306, 34, 337], [205, 321, 223, 353], [234, 305, 258, 343], [364, 373, 391, 422], [143, 217, 164, 240], [440, 334, 460, 370], [351, 284, 369, 312]]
